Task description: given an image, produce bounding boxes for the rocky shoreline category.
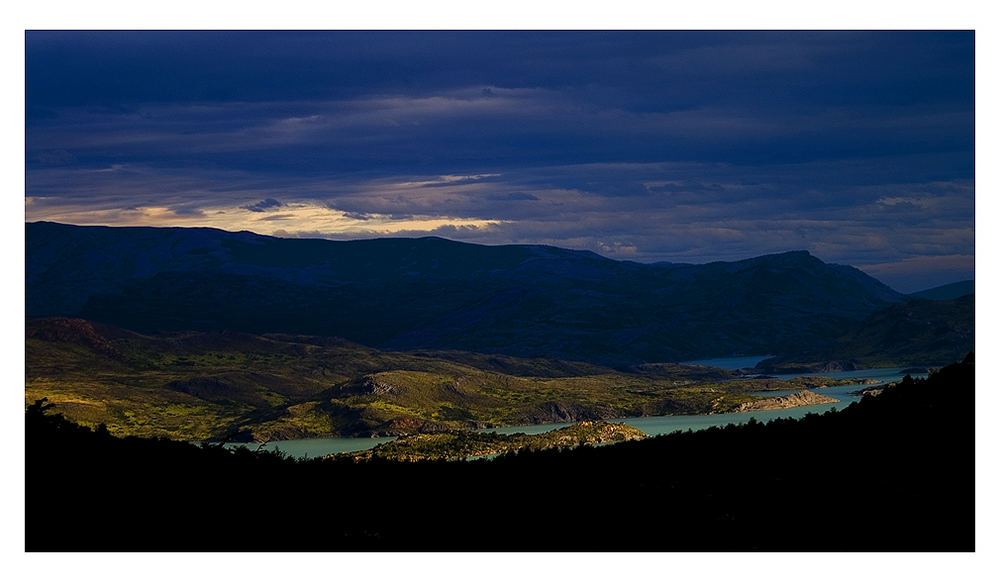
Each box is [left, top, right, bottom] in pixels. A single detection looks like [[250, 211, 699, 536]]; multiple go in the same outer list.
[[330, 420, 647, 462], [734, 390, 838, 413]]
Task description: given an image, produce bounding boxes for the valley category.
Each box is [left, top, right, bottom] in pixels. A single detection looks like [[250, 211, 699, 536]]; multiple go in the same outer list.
[[26, 317, 870, 442], [22, 30, 977, 556], [25, 223, 972, 446]]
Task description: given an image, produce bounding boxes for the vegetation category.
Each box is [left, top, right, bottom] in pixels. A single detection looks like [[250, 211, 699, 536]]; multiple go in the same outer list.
[[24, 224, 975, 552], [336, 421, 646, 461], [26, 317, 867, 441], [26, 354, 974, 551]]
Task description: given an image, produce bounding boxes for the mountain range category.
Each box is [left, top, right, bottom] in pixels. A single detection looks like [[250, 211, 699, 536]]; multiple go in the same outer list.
[[28, 221, 909, 366], [25, 222, 976, 440]]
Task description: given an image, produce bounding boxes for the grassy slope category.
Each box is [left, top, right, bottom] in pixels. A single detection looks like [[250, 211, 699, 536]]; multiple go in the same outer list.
[[26, 317, 866, 441]]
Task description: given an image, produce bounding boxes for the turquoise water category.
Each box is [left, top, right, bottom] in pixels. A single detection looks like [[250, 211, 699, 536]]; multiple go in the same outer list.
[[483, 384, 855, 439], [225, 366, 929, 458], [224, 435, 396, 460], [486, 368, 928, 438]]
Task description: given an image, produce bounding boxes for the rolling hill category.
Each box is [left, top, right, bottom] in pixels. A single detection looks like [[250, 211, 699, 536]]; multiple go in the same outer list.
[[26, 317, 864, 441]]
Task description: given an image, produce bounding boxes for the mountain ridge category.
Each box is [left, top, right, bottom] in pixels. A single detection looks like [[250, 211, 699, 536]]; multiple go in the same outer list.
[[27, 221, 905, 364], [909, 279, 974, 301]]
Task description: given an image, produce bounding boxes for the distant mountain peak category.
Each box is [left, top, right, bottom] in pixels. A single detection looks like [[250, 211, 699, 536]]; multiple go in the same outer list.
[[752, 249, 816, 262]]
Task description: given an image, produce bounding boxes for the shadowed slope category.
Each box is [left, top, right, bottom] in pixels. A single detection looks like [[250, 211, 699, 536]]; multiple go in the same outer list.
[[759, 295, 973, 372], [28, 222, 904, 364]]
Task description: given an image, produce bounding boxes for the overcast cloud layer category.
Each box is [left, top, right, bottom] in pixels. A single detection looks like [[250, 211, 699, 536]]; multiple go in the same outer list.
[[25, 31, 974, 292]]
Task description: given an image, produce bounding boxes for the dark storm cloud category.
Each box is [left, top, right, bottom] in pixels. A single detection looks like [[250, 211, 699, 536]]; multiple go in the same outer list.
[[255, 213, 295, 222], [242, 198, 285, 212], [24, 31, 974, 292]]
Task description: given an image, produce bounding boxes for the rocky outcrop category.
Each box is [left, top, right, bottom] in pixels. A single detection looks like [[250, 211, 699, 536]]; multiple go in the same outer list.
[[334, 375, 399, 397], [735, 390, 838, 413], [358, 375, 398, 395], [544, 420, 646, 447], [380, 417, 452, 435]]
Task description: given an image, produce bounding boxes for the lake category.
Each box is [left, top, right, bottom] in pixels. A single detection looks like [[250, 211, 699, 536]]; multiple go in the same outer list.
[[486, 366, 926, 438], [224, 435, 397, 459], [228, 361, 929, 459]]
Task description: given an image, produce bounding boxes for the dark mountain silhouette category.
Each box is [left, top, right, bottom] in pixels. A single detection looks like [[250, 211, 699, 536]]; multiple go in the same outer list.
[[758, 295, 973, 372], [909, 279, 974, 301], [27, 221, 904, 365]]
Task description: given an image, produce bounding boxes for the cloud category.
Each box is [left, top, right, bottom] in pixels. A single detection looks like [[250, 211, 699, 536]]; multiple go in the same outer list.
[[242, 198, 285, 212], [24, 31, 973, 291], [858, 255, 975, 293], [24, 160, 973, 269], [26, 196, 506, 240], [597, 241, 639, 256], [488, 192, 539, 201], [34, 149, 78, 166]]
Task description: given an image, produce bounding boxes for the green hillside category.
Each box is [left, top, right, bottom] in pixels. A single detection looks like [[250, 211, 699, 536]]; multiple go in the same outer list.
[[26, 317, 864, 441]]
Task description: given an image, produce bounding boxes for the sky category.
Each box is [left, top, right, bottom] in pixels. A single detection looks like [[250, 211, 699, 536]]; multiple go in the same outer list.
[[24, 30, 975, 292]]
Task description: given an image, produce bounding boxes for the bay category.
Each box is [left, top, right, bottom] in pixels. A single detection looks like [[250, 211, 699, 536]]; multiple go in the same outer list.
[[225, 365, 929, 458], [224, 435, 397, 460]]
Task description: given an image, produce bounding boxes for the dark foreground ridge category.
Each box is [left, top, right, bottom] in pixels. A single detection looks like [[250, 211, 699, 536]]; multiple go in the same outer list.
[[26, 354, 973, 551]]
